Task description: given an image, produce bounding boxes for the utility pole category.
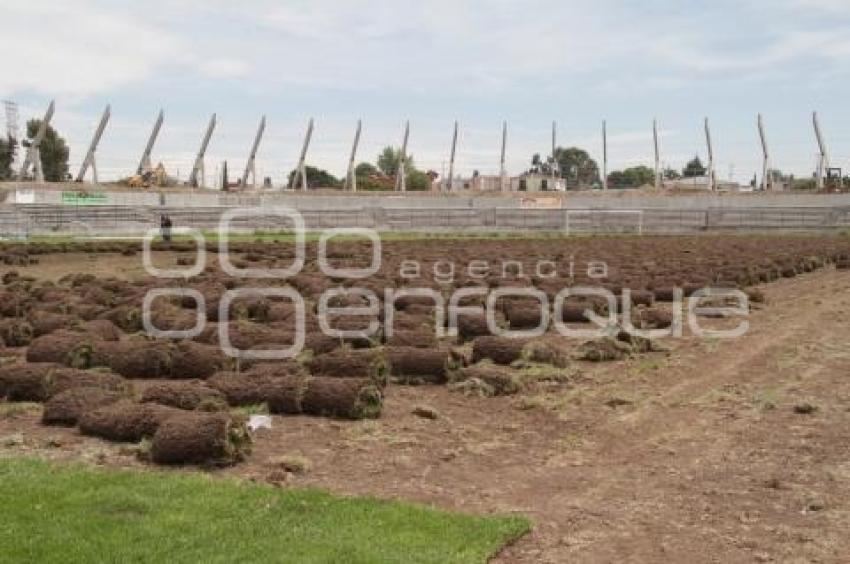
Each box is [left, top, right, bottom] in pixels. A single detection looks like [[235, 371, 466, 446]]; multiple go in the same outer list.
[[75, 104, 111, 183], [813, 111, 829, 191], [189, 113, 217, 188], [602, 120, 608, 190], [345, 119, 362, 191], [241, 115, 266, 189], [19, 99, 55, 182], [500, 121, 508, 192], [395, 120, 410, 192], [551, 120, 557, 181], [757, 114, 771, 191], [653, 118, 661, 190], [704, 117, 716, 191], [446, 120, 458, 192], [290, 118, 314, 191], [137, 109, 164, 175]]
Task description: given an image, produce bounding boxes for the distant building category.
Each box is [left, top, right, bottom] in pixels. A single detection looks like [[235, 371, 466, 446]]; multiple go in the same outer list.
[[438, 172, 567, 192], [515, 173, 566, 192], [665, 176, 741, 192]]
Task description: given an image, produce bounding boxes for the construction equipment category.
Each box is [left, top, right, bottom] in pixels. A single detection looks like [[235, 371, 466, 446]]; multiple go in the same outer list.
[[127, 163, 169, 188]]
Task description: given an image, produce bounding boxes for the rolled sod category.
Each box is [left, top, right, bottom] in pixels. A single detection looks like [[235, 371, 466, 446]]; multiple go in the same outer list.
[[0, 362, 126, 402], [578, 337, 632, 362], [42, 386, 124, 426], [0, 319, 34, 347], [561, 304, 594, 323], [384, 328, 437, 348], [303, 333, 342, 356], [471, 336, 527, 366], [94, 340, 173, 379], [141, 380, 227, 411], [456, 314, 492, 343], [504, 306, 545, 330], [78, 319, 123, 341], [459, 364, 522, 396], [521, 339, 571, 368], [79, 400, 183, 442], [386, 346, 448, 384], [307, 349, 389, 387], [28, 311, 76, 337], [637, 308, 674, 329], [150, 412, 252, 466], [168, 341, 228, 379], [207, 370, 278, 406], [264, 374, 309, 415], [267, 375, 382, 420], [26, 331, 100, 368], [103, 305, 143, 333]]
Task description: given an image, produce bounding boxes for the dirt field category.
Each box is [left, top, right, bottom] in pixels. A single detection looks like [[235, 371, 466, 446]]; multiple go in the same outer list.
[[1, 239, 849, 563]]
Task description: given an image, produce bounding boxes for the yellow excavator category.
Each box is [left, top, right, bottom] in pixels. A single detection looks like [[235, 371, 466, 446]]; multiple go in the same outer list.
[[127, 163, 169, 188]]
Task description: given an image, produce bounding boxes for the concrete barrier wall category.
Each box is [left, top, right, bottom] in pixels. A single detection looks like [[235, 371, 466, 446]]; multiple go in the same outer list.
[[3, 203, 850, 237], [7, 181, 850, 211]]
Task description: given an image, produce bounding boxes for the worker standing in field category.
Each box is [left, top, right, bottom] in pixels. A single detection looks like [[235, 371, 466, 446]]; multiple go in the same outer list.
[[160, 214, 173, 243]]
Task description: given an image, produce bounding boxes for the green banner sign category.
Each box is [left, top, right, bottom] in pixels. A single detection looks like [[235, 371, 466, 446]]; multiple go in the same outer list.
[[61, 191, 108, 205]]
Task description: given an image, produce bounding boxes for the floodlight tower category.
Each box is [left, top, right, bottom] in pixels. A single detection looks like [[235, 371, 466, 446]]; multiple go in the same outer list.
[[395, 121, 410, 192], [240, 115, 266, 189], [344, 119, 362, 191], [602, 120, 608, 190], [188, 113, 217, 188], [653, 118, 661, 189], [704, 117, 717, 191], [2, 100, 19, 172], [813, 111, 829, 191], [3, 100, 19, 140], [500, 121, 508, 192], [289, 118, 314, 191], [75, 104, 111, 184], [137, 110, 164, 175], [757, 114, 772, 191], [446, 120, 458, 192], [19, 99, 55, 182]]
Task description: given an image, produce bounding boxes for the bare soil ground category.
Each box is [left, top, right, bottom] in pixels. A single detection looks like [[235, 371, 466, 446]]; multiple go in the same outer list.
[[1, 253, 849, 563]]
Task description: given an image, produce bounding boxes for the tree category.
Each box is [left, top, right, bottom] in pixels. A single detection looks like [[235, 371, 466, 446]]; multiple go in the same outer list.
[[607, 165, 655, 188], [407, 169, 432, 191], [287, 166, 340, 189], [663, 167, 681, 180], [354, 162, 379, 177], [552, 147, 600, 186], [0, 135, 17, 180], [23, 119, 69, 181], [377, 146, 414, 176], [682, 155, 706, 178]]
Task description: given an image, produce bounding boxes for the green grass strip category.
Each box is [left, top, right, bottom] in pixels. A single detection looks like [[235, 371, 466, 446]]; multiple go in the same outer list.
[[0, 457, 529, 563]]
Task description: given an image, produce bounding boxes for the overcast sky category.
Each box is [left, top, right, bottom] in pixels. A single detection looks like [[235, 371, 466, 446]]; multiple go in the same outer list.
[[2, 0, 850, 184]]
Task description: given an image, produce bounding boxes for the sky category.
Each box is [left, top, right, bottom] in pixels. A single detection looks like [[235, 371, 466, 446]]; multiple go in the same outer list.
[[2, 0, 850, 185]]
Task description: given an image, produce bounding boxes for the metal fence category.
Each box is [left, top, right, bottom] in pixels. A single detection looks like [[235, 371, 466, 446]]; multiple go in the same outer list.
[[1, 204, 850, 238]]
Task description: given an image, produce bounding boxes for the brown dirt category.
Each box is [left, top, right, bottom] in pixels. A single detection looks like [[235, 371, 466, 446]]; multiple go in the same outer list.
[[1, 246, 849, 561]]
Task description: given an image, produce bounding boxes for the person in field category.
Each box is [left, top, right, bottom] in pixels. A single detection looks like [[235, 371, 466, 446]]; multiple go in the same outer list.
[[160, 214, 173, 243]]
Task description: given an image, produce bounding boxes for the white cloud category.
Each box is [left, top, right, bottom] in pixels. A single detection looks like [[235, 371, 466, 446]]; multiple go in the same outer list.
[[0, 1, 181, 98], [198, 58, 250, 79]]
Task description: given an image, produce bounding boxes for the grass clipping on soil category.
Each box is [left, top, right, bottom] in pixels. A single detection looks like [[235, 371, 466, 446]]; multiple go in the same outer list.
[[0, 457, 530, 564]]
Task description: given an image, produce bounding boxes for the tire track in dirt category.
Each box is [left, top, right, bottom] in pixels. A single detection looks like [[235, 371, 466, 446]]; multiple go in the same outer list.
[[497, 269, 850, 562]]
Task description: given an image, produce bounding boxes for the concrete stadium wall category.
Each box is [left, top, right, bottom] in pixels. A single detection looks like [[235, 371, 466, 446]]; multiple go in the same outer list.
[[4, 182, 850, 215]]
